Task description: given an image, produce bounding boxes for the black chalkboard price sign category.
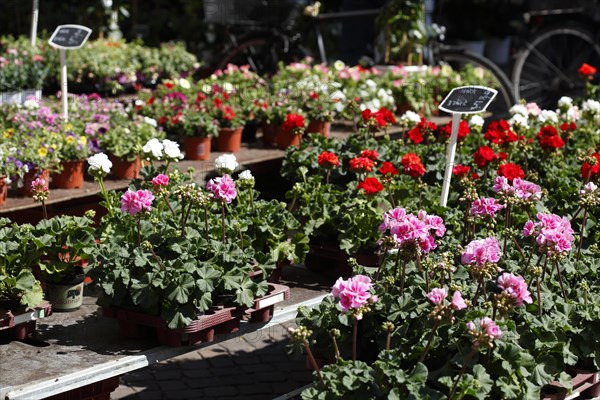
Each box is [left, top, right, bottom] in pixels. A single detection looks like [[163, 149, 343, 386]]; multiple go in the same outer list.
[[438, 86, 498, 114], [48, 25, 92, 50]]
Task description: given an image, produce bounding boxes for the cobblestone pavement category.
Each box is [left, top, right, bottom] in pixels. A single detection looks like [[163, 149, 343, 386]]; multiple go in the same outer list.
[[111, 320, 313, 400]]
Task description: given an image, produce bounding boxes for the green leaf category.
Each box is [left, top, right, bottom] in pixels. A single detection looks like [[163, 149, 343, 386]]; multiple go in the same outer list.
[[166, 273, 195, 304]]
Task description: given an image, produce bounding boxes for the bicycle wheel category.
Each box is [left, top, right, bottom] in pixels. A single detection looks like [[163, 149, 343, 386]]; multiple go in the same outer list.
[[438, 48, 517, 117], [512, 25, 600, 108]]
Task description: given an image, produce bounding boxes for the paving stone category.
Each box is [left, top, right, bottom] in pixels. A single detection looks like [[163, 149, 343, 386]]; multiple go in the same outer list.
[[136, 390, 165, 400], [186, 376, 224, 389], [152, 369, 184, 380], [166, 389, 205, 399], [158, 379, 187, 392], [208, 356, 236, 368], [237, 383, 273, 395], [202, 385, 239, 397], [181, 367, 214, 379], [209, 366, 245, 377], [255, 370, 288, 383], [111, 384, 138, 399], [240, 363, 277, 373]]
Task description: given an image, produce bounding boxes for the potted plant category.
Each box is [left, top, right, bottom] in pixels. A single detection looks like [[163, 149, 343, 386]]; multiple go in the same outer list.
[[0, 140, 19, 206], [34, 213, 97, 311], [303, 90, 335, 137], [277, 112, 307, 149], [210, 91, 246, 153], [180, 104, 218, 160], [51, 125, 92, 189], [99, 114, 164, 179], [0, 218, 45, 311]]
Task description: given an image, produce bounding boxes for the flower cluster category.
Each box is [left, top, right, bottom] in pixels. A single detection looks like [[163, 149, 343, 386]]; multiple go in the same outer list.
[[349, 156, 375, 173], [497, 162, 525, 182], [142, 138, 184, 161], [439, 119, 470, 142], [151, 174, 169, 192], [357, 177, 384, 195], [492, 177, 542, 203], [461, 237, 502, 267], [361, 107, 396, 129], [522, 213, 574, 257], [426, 287, 467, 310], [331, 275, 377, 319], [473, 146, 505, 168], [580, 182, 600, 207], [215, 153, 238, 174], [379, 208, 446, 254], [120, 189, 155, 216], [87, 152, 112, 178], [484, 120, 519, 147], [282, 113, 306, 135], [578, 63, 597, 79], [536, 125, 565, 151], [469, 197, 505, 219], [318, 151, 340, 169], [467, 317, 502, 348], [378, 161, 399, 177], [496, 272, 532, 307], [407, 117, 437, 144], [31, 177, 49, 202], [206, 174, 237, 204], [400, 153, 426, 178], [581, 152, 600, 182]]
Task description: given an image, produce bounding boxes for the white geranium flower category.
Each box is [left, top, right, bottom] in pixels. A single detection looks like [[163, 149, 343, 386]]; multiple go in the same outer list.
[[509, 104, 527, 116], [509, 113, 529, 129], [162, 139, 184, 160], [581, 182, 598, 194], [238, 170, 254, 181], [143, 116, 158, 127], [23, 99, 39, 110], [557, 96, 573, 108], [88, 153, 112, 176], [215, 153, 238, 174], [564, 106, 581, 122], [178, 78, 191, 89], [365, 79, 377, 89], [333, 60, 345, 71], [469, 115, 485, 129], [582, 99, 600, 115], [223, 82, 234, 93], [400, 110, 421, 127], [143, 138, 164, 159], [538, 110, 558, 123]]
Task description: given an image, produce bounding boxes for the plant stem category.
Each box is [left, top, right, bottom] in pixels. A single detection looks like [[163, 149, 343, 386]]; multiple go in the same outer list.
[[513, 238, 526, 260], [418, 318, 440, 363], [536, 274, 542, 316], [503, 205, 511, 253], [41, 200, 48, 220], [555, 261, 567, 301], [386, 330, 392, 351], [399, 260, 406, 296], [163, 193, 175, 216], [332, 335, 340, 360], [473, 278, 482, 305], [577, 207, 588, 261], [325, 170, 330, 185], [352, 316, 358, 361], [148, 244, 167, 271], [221, 203, 226, 243], [136, 216, 141, 247], [203, 205, 209, 240], [97, 178, 113, 216], [448, 347, 477, 400], [304, 340, 325, 388]]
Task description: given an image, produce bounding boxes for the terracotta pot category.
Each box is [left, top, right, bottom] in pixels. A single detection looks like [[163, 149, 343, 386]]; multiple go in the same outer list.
[[275, 125, 301, 150], [306, 120, 331, 137], [216, 127, 243, 153], [261, 122, 277, 147], [19, 169, 50, 197], [0, 177, 7, 207], [110, 155, 142, 180], [51, 160, 84, 189], [184, 136, 212, 160]]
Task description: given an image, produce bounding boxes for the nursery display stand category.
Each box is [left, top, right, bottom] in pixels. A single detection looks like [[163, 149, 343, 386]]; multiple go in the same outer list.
[[0, 301, 52, 342]]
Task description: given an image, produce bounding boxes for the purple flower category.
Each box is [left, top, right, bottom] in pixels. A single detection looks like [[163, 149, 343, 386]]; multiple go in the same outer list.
[[120, 189, 155, 215], [206, 174, 237, 204], [331, 275, 376, 319], [450, 291, 467, 310], [461, 237, 502, 266], [497, 273, 532, 306], [522, 213, 574, 256], [470, 197, 505, 218], [426, 287, 448, 305]]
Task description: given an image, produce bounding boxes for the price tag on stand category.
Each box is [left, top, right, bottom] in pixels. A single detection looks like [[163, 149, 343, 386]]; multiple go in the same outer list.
[[48, 25, 92, 121], [438, 85, 497, 207]]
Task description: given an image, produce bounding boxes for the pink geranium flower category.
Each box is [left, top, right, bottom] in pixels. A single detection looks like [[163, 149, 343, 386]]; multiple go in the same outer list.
[[379, 208, 445, 254], [461, 237, 502, 266], [426, 287, 448, 305], [497, 272, 532, 306], [522, 212, 574, 256], [151, 173, 169, 188], [331, 275, 376, 319], [467, 317, 502, 340], [450, 291, 467, 310], [206, 174, 237, 204], [470, 197, 505, 218], [120, 189, 154, 215]]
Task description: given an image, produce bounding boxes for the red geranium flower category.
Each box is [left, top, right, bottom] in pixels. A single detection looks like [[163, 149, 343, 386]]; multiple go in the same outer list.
[[375, 107, 396, 127], [560, 122, 577, 132], [361, 109, 373, 122], [357, 177, 384, 195], [440, 120, 470, 141], [473, 146, 496, 168], [349, 157, 375, 173], [484, 120, 519, 147], [579, 63, 597, 78], [407, 118, 437, 144], [360, 149, 379, 161], [164, 82, 174, 89], [318, 151, 340, 169], [222, 106, 236, 121], [452, 164, 471, 178], [283, 113, 305, 134], [401, 153, 426, 178], [378, 161, 399, 176], [581, 153, 600, 181], [536, 125, 565, 151], [497, 162, 525, 182]]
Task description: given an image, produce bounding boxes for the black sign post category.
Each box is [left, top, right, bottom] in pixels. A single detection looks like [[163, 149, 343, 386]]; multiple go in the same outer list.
[[438, 86, 497, 207], [48, 25, 92, 121]]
